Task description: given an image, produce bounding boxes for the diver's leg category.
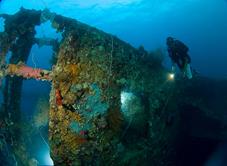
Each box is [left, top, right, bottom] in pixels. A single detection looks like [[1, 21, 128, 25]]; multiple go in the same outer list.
[[185, 63, 193, 79]]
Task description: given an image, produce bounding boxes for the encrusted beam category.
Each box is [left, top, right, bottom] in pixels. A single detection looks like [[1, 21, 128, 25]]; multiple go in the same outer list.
[[1, 63, 52, 81]]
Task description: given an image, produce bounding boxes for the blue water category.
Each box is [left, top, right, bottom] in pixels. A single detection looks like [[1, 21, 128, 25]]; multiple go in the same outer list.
[[1, 1, 227, 165], [0, 0, 227, 78]]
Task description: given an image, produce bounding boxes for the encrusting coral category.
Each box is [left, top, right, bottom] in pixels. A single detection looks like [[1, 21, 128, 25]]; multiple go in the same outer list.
[[6, 63, 52, 81]]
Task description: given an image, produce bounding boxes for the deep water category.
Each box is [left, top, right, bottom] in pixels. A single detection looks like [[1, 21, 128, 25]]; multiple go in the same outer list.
[[1, 0, 227, 78], [0, 0, 227, 166]]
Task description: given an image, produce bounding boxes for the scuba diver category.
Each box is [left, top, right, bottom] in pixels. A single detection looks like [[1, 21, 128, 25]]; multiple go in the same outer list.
[[166, 37, 192, 79]]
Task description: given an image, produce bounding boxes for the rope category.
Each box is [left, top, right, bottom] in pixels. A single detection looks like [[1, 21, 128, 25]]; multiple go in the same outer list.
[[121, 115, 133, 139], [39, 126, 50, 150]]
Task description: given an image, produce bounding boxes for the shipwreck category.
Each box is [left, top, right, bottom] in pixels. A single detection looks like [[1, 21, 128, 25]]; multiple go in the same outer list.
[[0, 8, 227, 166]]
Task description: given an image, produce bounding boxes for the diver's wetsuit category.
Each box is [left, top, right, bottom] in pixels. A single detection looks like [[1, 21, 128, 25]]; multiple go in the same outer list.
[[167, 39, 191, 70]]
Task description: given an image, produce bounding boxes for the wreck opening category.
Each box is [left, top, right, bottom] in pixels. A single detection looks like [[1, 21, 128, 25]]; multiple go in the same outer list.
[[5, 51, 12, 64], [20, 45, 52, 123], [0, 9, 57, 165], [35, 20, 63, 42], [20, 45, 53, 119], [19, 24, 60, 165]]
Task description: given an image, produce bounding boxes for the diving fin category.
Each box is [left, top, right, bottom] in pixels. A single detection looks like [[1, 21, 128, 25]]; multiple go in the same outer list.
[[185, 64, 192, 79]]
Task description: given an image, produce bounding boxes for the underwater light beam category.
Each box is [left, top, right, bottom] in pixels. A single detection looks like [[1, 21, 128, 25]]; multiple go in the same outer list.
[[121, 92, 133, 105], [120, 91, 134, 113], [44, 151, 54, 166]]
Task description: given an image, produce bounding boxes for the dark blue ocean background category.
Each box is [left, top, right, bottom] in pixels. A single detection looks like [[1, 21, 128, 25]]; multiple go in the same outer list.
[[0, 0, 227, 165], [1, 0, 227, 77]]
